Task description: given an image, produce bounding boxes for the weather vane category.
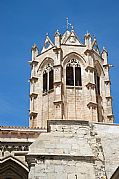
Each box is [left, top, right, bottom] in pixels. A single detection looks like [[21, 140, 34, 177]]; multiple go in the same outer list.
[[66, 17, 74, 31]]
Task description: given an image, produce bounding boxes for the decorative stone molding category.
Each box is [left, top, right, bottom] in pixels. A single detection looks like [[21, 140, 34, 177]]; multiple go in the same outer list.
[[53, 100, 62, 104], [28, 60, 39, 66], [0, 142, 30, 152], [87, 102, 97, 109], [29, 76, 38, 83], [84, 49, 93, 55], [29, 92, 38, 98], [85, 66, 95, 72], [29, 111, 38, 117], [104, 80, 111, 85], [86, 82, 95, 89], [66, 58, 81, 67], [106, 96, 112, 100], [107, 114, 114, 122]]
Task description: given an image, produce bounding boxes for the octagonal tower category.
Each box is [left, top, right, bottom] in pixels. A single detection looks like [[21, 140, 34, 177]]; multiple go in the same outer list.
[[29, 29, 114, 128]]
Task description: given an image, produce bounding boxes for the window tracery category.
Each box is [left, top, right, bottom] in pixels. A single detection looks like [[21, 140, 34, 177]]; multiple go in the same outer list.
[[66, 59, 82, 86], [43, 64, 54, 93]]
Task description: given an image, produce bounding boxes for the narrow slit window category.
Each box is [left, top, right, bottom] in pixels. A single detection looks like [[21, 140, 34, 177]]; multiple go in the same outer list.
[[75, 67, 82, 86], [66, 66, 74, 86], [49, 69, 53, 90], [94, 72, 100, 95], [43, 72, 47, 92], [97, 75, 100, 95]]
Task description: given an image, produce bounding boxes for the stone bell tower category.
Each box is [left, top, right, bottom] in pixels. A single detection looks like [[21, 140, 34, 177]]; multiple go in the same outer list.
[[29, 28, 114, 128]]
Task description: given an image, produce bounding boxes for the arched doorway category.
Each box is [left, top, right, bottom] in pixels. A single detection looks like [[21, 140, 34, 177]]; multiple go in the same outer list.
[[0, 156, 28, 179]]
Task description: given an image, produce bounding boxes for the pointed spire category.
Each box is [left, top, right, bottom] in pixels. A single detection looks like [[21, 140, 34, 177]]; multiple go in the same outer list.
[[41, 33, 54, 53]]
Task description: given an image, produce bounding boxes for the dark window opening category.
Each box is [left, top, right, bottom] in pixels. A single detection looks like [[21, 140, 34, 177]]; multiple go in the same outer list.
[[94, 72, 100, 95], [43, 72, 47, 92], [49, 69, 53, 90], [97, 75, 100, 95], [75, 67, 82, 86], [66, 66, 74, 86]]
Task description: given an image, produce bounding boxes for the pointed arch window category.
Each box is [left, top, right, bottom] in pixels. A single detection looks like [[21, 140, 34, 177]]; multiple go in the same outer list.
[[66, 59, 82, 87], [43, 67, 54, 93]]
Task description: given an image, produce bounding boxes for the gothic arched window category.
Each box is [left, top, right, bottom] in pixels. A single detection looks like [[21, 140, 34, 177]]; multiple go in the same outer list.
[[66, 59, 82, 87], [43, 64, 54, 93]]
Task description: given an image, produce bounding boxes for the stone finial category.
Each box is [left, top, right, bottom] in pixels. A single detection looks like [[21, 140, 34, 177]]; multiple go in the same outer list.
[[101, 47, 108, 64], [103, 46, 108, 54], [92, 35, 97, 48], [85, 31, 91, 39], [54, 29, 60, 37], [84, 31, 92, 48], [54, 30, 61, 47], [31, 43, 38, 60], [32, 43, 38, 51]]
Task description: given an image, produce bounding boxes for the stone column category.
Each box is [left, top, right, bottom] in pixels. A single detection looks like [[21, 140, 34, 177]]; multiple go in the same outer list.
[[53, 31, 63, 119], [85, 50, 98, 122], [102, 48, 114, 123]]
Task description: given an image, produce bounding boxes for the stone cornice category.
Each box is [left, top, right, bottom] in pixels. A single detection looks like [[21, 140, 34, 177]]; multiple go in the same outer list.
[[53, 100, 62, 104], [26, 154, 95, 164], [0, 126, 46, 131], [0, 142, 31, 152], [0, 128, 46, 140]]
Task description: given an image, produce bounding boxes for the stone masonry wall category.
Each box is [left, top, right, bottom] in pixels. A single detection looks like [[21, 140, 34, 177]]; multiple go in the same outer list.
[[27, 120, 107, 179]]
